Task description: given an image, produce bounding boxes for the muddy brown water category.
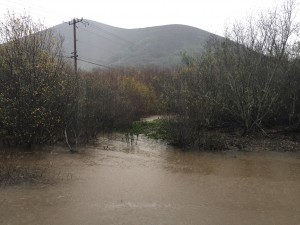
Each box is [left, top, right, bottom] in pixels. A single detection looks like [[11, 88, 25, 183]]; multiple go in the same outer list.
[[1, 133, 300, 225]]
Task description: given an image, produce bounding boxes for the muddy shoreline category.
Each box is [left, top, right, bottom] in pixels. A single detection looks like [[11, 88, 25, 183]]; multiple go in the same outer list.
[[212, 128, 300, 152], [1, 128, 300, 155], [1, 129, 300, 187]]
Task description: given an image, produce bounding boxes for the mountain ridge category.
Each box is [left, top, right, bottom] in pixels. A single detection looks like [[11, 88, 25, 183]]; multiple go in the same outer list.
[[52, 20, 219, 70]]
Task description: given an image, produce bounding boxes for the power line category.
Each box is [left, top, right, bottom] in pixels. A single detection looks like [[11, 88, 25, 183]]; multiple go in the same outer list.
[[80, 55, 107, 64], [65, 18, 111, 70], [8, 0, 65, 18], [78, 26, 125, 46], [77, 39, 112, 52], [63, 55, 111, 69], [88, 23, 135, 45], [2, 0, 66, 25], [77, 58, 111, 69], [68, 18, 85, 74]]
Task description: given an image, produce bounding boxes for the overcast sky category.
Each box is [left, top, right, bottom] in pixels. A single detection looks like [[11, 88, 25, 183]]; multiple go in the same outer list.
[[0, 0, 289, 35]]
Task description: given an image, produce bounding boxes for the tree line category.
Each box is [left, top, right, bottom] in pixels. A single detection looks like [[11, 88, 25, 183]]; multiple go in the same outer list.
[[159, 0, 300, 147], [1, 0, 300, 149], [0, 12, 158, 147]]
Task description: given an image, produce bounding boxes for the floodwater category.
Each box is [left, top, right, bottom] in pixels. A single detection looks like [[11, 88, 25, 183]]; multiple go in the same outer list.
[[1, 133, 300, 225]]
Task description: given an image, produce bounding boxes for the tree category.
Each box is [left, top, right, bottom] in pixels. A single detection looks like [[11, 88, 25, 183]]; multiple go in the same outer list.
[[191, 0, 300, 132], [0, 12, 76, 146], [161, 0, 300, 147]]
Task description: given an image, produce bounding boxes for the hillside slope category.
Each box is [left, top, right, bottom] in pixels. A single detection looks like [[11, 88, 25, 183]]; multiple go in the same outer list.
[[52, 20, 217, 70]]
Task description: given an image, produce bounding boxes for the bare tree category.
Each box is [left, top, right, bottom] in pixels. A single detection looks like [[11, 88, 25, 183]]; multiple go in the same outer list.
[[207, 0, 300, 132]]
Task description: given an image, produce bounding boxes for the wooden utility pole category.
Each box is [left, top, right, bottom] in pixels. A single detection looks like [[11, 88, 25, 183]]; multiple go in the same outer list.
[[66, 18, 84, 153], [69, 18, 83, 74]]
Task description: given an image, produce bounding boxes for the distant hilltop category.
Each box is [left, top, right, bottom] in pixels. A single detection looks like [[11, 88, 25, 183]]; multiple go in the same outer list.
[[52, 20, 219, 70]]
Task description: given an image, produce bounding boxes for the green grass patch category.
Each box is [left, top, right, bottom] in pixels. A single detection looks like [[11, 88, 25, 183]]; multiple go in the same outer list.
[[129, 119, 169, 140]]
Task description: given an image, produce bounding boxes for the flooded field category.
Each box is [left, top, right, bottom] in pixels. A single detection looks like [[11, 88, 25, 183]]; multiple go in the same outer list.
[[1, 133, 300, 225]]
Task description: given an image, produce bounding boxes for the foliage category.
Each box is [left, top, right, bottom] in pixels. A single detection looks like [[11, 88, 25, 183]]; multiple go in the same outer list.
[[75, 67, 160, 141], [0, 14, 165, 148], [129, 119, 169, 140], [2, 1, 300, 152], [0, 12, 76, 146], [159, 0, 300, 147]]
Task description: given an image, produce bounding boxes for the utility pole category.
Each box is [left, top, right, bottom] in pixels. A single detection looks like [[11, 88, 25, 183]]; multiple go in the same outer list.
[[69, 18, 83, 74], [67, 18, 84, 152]]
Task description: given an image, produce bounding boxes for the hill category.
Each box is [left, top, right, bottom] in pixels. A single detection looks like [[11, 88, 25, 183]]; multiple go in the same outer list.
[[52, 20, 218, 70]]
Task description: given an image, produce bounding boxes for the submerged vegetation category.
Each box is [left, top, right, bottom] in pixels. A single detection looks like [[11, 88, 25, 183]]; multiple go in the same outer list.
[[130, 119, 169, 140], [1, 0, 300, 152], [0, 151, 52, 186]]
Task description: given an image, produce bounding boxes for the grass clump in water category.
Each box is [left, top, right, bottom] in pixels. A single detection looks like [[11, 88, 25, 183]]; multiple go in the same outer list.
[[0, 150, 54, 186], [197, 131, 228, 151], [130, 119, 169, 140]]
